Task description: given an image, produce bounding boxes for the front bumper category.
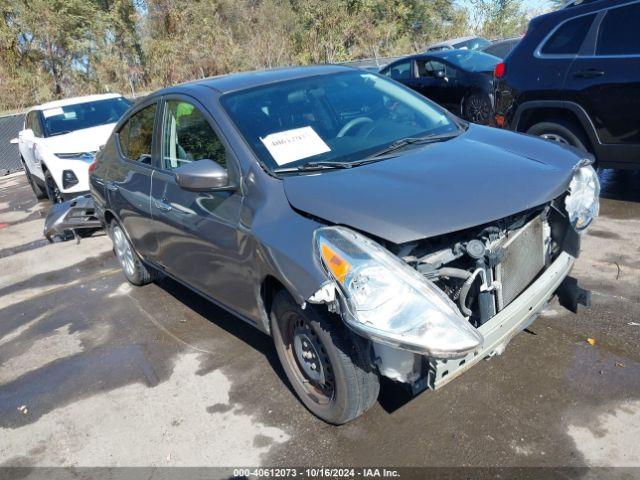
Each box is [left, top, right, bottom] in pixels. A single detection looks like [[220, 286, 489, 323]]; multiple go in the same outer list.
[[424, 251, 575, 390], [43, 194, 102, 242]]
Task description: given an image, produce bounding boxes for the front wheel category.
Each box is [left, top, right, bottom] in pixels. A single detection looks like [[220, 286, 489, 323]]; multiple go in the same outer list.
[[44, 170, 63, 204], [110, 221, 155, 286], [271, 290, 379, 424]]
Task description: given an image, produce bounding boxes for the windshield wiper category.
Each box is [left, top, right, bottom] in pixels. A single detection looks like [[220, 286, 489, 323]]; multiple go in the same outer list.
[[273, 132, 462, 174], [48, 130, 72, 137], [368, 132, 461, 159], [274, 161, 355, 173]]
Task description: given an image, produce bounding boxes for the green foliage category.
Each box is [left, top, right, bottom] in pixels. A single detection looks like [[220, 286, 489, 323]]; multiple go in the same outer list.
[[0, 0, 538, 111]]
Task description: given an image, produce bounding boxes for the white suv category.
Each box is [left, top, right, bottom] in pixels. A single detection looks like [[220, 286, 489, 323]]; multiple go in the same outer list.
[[11, 94, 131, 202]]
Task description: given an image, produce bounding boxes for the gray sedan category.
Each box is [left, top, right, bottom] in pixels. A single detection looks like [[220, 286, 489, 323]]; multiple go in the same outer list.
[[89, 65, 599, 424]]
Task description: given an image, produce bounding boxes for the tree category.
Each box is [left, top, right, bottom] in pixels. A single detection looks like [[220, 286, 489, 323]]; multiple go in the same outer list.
[[467, 0, 528, 39]]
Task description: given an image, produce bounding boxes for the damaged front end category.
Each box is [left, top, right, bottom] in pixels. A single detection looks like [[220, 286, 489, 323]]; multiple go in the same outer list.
[[307, 167, 597, 393], [43, 195, 102, 242]]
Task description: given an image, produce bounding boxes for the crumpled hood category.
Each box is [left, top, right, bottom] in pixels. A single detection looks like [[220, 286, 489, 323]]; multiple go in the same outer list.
[[41, 123, 116, 155], [283, 124, 583, 244]]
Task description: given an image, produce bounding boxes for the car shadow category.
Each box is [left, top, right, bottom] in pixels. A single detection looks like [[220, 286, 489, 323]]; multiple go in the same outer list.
[[153, 276, 296, 396], [154, 275, 411, 414]]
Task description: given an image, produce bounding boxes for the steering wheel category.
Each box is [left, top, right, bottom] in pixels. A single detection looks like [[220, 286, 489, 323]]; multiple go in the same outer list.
[[337, 117, 373, 138]]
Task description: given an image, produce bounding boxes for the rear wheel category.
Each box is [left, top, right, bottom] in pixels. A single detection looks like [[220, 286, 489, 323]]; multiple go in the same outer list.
[[464, 94, 493, 125], [23, 161, 47, 199], [271, 290, 379, 424], [527, 120, 589, 154], [44, 170, 63, 204], [110, 221, 155, 286]]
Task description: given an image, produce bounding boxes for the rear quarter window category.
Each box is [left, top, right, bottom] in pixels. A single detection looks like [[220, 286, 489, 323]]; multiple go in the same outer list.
[[541, 13, 596, 55]]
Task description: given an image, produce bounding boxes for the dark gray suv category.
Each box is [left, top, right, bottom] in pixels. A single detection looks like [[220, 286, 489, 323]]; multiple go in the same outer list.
[[90, 66, 599, 424]]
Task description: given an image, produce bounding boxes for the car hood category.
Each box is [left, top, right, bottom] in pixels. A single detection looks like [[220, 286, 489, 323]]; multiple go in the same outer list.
[[283, 124, 582, 244], [42, 123, 116, 155]]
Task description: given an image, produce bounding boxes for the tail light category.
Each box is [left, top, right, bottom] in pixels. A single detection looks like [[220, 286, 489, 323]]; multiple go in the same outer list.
[[494, 62, 506, 79], [88, 158, 99, 175]]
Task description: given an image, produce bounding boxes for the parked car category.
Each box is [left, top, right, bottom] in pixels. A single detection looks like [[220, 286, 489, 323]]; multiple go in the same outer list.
[[482, 36, 522, 59], [11, 94, 132, 203], [494, 0, 640, 169], [380, 50, 501, 124], [426, 36, 491, 52], [90, 66, 598, 424]]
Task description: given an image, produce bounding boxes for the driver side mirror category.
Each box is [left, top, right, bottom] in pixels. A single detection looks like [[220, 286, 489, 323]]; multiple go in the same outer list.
[[174, 159, 234, 192]]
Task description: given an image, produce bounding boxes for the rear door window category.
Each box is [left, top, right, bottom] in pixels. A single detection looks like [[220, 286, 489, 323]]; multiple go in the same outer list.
[[541, 14, 596, 55], [118, 103, 156, 164], [597, 3, 640, 55]]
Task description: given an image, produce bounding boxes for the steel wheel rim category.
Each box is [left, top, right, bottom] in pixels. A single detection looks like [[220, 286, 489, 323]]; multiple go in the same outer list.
[[113, 226, 135, 278], [540, 133, 570, 145], [281, 311, 335, 405]]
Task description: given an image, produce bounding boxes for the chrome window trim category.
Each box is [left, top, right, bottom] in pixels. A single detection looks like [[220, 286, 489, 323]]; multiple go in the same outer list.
[[534, 0, 640, 59]]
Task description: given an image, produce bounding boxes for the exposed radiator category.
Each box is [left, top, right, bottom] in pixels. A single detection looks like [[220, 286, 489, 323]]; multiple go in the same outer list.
[[495, 216, 546, 309]]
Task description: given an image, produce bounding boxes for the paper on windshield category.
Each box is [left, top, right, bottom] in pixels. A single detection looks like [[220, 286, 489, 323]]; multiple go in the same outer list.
[[42, 107, 64, 118], [260, 126, 330, 166]]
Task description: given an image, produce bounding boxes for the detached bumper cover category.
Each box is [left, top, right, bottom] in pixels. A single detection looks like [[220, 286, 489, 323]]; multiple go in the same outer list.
[[426, 251, 576, 390], [43, 195, 102, 241]]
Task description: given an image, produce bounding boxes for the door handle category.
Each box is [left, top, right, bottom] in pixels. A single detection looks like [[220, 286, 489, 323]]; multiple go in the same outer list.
[[154, 199, 172, 212], [106, 181, 119, 192], [573, 69, 605, 79]]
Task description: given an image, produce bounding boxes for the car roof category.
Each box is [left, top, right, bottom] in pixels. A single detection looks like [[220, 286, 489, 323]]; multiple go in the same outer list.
[[488, 36, 523, 45], [381, 49, 497, 72], [427, 36, 482, 48], [163, 65, 357, 96], [31, 93, 123, 112], [425, 49, 489, 60]]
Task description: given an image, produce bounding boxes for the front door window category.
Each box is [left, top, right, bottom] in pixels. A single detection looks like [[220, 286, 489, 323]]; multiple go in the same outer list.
[[161, 100, 226, 172]]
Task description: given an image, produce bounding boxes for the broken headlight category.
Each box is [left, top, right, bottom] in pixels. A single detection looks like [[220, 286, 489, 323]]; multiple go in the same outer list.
[[565, 164, 600, 232], [314, 226, 483, 359]]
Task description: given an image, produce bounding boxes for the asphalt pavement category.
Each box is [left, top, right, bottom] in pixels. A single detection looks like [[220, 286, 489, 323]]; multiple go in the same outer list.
[[0, 169, 639, 469]]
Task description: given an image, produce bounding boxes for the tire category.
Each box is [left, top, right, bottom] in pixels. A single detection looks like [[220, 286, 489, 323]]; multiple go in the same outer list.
[[23, 162, 47, 199], [271, 290, 379, 424], [44, 170, 63, 204], [527, 120, 589, 154], [110, 220, 155, 286], [463, 93, 493, 125]]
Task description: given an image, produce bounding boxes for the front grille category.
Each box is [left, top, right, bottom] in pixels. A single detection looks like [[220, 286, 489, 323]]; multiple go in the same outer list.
[[496, 217, 546, 308]]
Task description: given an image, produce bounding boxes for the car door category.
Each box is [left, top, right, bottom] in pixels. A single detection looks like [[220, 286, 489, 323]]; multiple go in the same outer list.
[[20, 112, 39, 175], [149, 95, 244, 309], [565, 2, 640, 147], [109, 100, 158, 257], [413, 58, 460, 111]]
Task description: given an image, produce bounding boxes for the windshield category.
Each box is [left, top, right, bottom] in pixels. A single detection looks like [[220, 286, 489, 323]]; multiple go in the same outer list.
[[436, 50, 500, 73], [221, 72, 459, 171], [42, 97, 131, 137], [455, 37, 492, 51]]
